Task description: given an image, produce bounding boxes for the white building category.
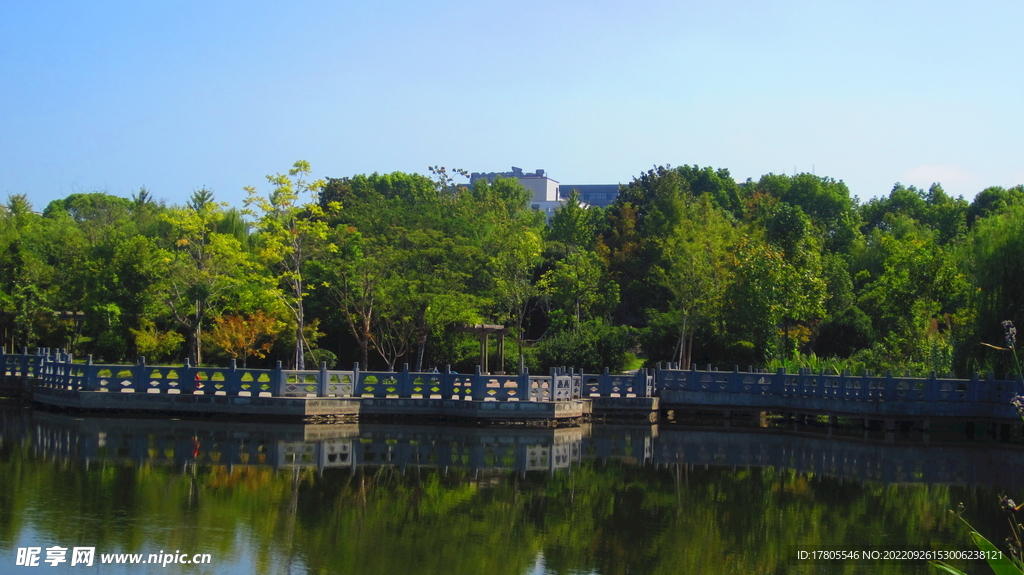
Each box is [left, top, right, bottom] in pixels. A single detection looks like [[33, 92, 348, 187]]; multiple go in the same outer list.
[[469, 167, 567, 220]]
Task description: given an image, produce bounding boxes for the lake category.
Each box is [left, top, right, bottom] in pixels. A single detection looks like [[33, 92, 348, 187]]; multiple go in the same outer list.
[[1, 402, 1021, 574]]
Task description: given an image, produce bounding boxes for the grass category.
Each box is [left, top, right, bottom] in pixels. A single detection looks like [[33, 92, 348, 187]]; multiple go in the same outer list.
[[621, 353, 645, 372]]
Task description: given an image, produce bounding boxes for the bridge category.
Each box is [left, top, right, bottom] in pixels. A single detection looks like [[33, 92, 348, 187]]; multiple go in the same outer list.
[[2, 348, 1022, 422], [657, 363, 1024, 420], [0, 348, 654, 421]]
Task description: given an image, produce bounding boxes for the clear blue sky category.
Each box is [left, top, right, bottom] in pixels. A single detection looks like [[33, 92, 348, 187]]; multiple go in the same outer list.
[[2, 0, 1021, 210]]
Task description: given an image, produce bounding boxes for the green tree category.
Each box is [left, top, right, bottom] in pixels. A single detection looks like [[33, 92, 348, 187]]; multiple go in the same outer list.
[[547, 190, 595, 255], [725, 237, 826, 360], [967, 185, 1024, 226], [851, 215, 969, 374], [656, 196, 739, 368], [964, 203, 1024, 376], [312, 229, 387, 369], [159, 190, 260, 365], [245, 161, 335, 370], [129, 318, 185, 363], [538, 250, 619, 328]]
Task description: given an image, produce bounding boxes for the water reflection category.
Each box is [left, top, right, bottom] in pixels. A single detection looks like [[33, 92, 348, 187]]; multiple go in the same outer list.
[[1, 404, 1023, 574]]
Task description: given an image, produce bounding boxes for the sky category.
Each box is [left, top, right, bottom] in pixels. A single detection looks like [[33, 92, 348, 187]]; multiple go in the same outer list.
[[1, 0, 1022, 210]]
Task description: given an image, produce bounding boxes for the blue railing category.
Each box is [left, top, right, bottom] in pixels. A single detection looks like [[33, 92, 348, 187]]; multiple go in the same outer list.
[[1, 348, 654, 401], [11, 349, 1019, 414], [655, 363, 1023, 415]]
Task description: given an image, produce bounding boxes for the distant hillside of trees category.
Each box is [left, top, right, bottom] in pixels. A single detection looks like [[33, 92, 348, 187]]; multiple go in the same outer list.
[[2, 161, 1022, 377]]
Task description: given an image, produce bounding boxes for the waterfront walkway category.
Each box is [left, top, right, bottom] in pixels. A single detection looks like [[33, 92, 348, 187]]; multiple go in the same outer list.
[[2, 349, 1021, 422]]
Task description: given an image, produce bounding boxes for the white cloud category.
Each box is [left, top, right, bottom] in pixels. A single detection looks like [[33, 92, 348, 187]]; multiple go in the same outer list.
[[902, 164, 975, 187], [899, 163, 987, 198]]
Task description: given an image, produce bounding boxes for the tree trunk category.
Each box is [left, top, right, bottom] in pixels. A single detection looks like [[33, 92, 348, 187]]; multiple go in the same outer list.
[[185, 318, 201, 367], [415, 335, 426, 372], [294, 281, 305, 371], [685, 331, 694, 371], [676, 310, 689, 369], [293, 246, 305, 371], [295, 322, 304, 370], [358, 337, 369, 370]]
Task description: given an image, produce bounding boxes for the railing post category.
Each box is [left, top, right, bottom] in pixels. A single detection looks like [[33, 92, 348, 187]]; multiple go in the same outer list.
[[274, 360, 285, 397], [473, 365, 483, 400], [967, 372, 981, 403], [520, 365, 531, 401], [135, 356, 146, 392], [182, 358, 193, 393], [319, 361, 329, 397], [83, 355, 95, 391], [37, 349, 48, 385], [20, 348, 29, 382], [472, 365, 486, 401], [63, 352, 73, 390], [228, 359, 238, 395], [353, 362, 360, 397], [926, 371, 938, 403], [441, 364, 450, 399], [399, 363, 412, 398]]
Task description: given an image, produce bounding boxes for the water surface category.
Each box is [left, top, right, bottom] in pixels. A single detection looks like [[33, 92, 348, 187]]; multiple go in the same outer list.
[[1, 404, 1021, 574]]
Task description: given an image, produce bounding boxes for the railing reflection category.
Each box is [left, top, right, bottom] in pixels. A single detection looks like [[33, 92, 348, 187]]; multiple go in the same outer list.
[[7, 408, 1024, 489], [23, 412, 590, 475]]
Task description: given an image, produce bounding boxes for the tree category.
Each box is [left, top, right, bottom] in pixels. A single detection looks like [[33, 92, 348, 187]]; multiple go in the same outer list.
[[967, 185, 1024, 227], [159, 190, 258, 365], [245, 161, 334, 370], [490, 222, 542, 371], [601, 167, 689, 325], [538, 250, 619, 328], [206, 312, 283, 367], [476, 176, 544, 371], [860, 183, 968, 245], [129, 318, 185, 363], [656, 196, 739, 369], [313, 229, 389, 369], [965, 203, 1024, 376], [725, 237, 826, 361], [547, 190, 594, 255], [0, 198, 53, 352], [850, 215, 968, 374], [676, 165, 743, 217]]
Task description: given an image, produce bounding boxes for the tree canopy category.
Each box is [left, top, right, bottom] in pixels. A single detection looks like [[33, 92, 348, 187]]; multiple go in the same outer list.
[[4, 162, 1021, 378]]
